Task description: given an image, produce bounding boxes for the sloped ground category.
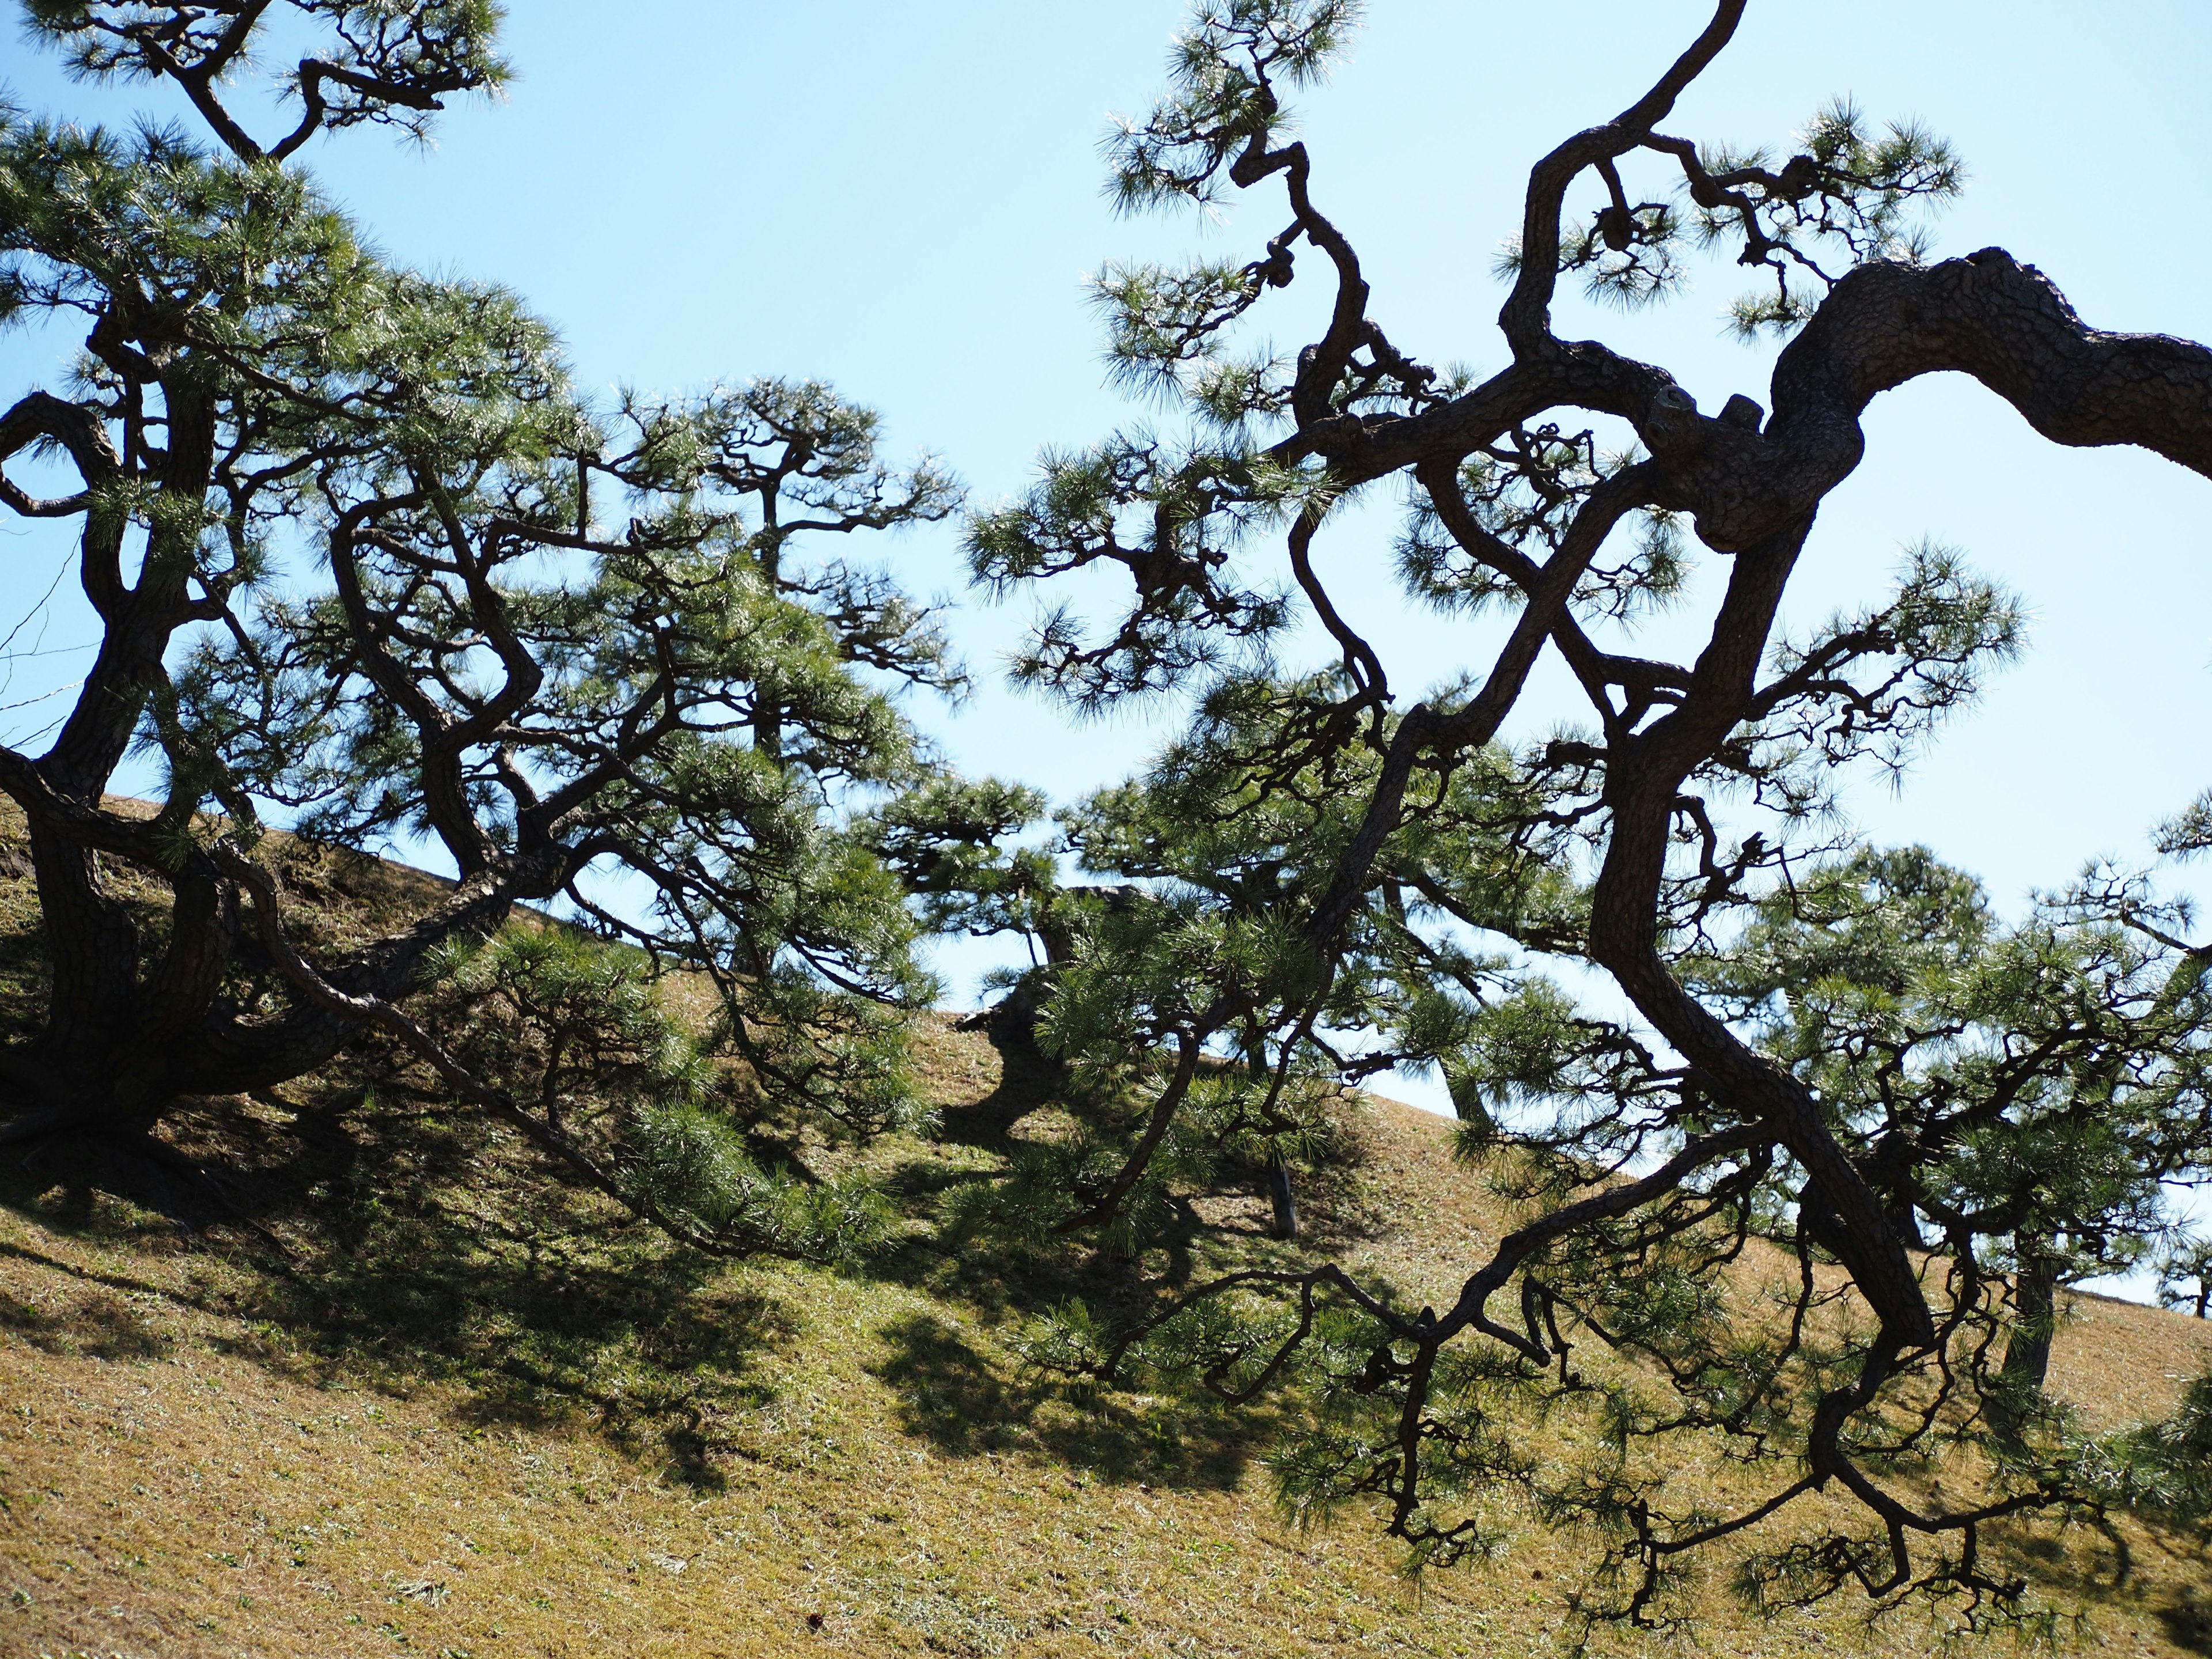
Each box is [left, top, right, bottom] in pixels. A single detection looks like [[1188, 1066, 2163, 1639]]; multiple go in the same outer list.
[[0, 809, 2207, 1656], [2, 1039, 2208, 1659]]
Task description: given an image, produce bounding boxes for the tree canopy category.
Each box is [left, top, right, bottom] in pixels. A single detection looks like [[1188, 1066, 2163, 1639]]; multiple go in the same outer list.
[[0, 0, 964, 1256], [963, 0, 2212, 1626]]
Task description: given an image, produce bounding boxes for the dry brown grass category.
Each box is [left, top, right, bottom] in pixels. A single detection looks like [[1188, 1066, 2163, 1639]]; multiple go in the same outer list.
[[2, 1047, 2208, 1658], [0, 813, 2206, 1655], [1336, 1100, 2212, 1438]]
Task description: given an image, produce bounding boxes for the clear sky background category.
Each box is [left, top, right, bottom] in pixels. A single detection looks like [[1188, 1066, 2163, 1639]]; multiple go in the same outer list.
[[6, 3, 2211, 1285]]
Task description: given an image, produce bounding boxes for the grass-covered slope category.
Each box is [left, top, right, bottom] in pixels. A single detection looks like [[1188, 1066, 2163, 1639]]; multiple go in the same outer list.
[[0, 832, 2209, 1657]]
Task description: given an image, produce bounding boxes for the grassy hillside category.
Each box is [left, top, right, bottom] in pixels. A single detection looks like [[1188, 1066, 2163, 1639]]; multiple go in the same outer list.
[[1, 835, 2209, 1657]]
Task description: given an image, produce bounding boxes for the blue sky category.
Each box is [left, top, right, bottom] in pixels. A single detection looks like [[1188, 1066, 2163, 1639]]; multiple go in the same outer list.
[[6, 3, 2211, 1278]]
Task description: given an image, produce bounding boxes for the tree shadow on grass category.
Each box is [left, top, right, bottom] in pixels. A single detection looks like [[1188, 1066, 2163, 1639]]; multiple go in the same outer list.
[[1, 1083, 803, 1491], [0, 1268, 173, 1363], [2162, 1590, 2212, 1657], [1990, 1512, 2212, 1651], [931, 991, 1066, 1151], [872, 1152, 1230, 1326], [861, 1077, 1369, 1500], [4, 1006, 1330, 1510], [870, 1310, 1261, 1492], [260, 1092, 809, 1489]]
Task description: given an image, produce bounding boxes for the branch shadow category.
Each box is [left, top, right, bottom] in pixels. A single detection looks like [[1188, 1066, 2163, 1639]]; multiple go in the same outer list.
[[0, 1274, 172, 1362], [2161, 1588, 2212, 1656], [1, 1084, 802, 1491], [932, 988, 1066, 1150], [870, 1310, 1259, 1491]]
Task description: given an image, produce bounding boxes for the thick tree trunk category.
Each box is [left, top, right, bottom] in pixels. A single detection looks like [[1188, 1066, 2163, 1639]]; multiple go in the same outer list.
[[2000, 1238, 2058, 1397], [0, 381, 230, 1134], [3, 787, 245, 1133], [1, 853, 248, 1137], [0, 799, 531, 1145], [23, 831, 143, 1090]]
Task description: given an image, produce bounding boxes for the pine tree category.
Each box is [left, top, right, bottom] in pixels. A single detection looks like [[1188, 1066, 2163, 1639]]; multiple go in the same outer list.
[[972, 0, 2212, 1624], [0, 2, 960, 1257]]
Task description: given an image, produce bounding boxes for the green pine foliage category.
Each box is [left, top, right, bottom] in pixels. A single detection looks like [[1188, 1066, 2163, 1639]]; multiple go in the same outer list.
[[423, 929, 889, 1263], [958, 0, 2212, 1634], [0, 2, 978, 1262], [23, 0, 508, 160]]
